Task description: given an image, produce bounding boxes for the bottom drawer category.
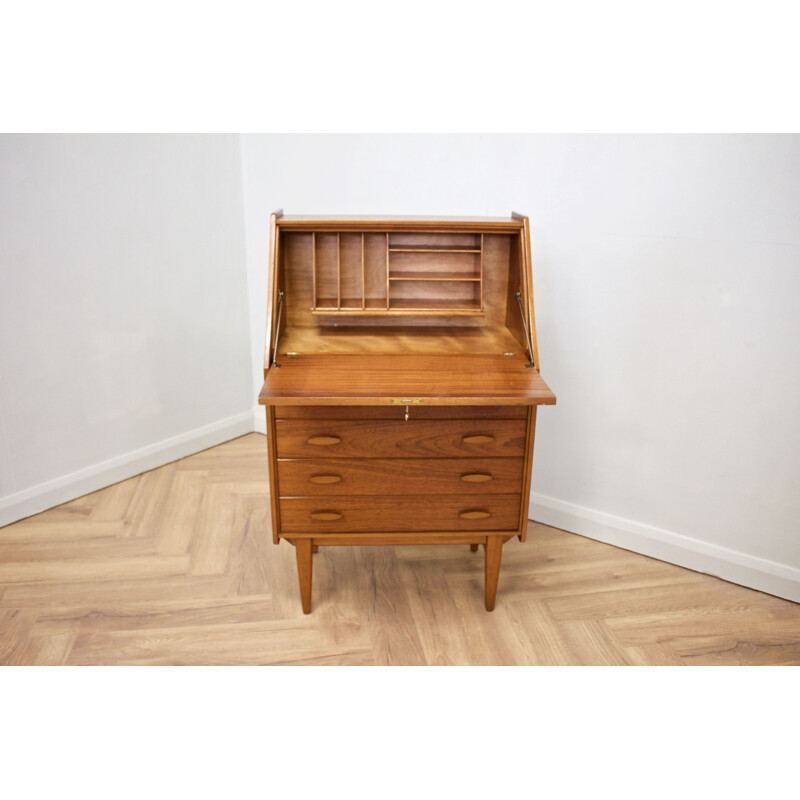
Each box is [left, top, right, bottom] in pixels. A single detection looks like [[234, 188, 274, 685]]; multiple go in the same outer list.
[[279, 494, 522, 533]]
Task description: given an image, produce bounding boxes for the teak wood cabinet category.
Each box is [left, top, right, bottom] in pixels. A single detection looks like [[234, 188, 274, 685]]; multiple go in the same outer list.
[[258, 213, 556, 613]]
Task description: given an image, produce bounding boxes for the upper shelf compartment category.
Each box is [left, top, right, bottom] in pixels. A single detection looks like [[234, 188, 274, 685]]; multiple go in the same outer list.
[[388, 232, 481, 253], [310, 231, 485, 315]]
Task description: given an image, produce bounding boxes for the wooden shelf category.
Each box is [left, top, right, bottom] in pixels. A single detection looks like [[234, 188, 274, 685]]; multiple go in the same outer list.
[[389, 246, 481, 253], [311, 307, 483, 316], [389, 299, 483, 313], [315, 299, 382, 311], [365, 297, 388, 309], [389, 271, 480, 282]]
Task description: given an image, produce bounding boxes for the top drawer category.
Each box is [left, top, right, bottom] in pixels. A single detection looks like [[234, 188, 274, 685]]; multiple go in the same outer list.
[[274, 405, 527, 420], [275, 418, 527, 459]]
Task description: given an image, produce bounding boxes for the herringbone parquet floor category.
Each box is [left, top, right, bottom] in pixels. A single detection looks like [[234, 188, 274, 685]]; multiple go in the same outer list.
[[1, 433, 798, 665]]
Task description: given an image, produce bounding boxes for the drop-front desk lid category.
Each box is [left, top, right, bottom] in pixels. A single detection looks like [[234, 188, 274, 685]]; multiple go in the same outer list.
[[258, 353, 556, 407]]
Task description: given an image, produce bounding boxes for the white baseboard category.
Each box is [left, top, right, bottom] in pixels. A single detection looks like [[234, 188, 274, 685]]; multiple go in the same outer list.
[[530, 493, 800, 604], [0, 410, 256, 529]]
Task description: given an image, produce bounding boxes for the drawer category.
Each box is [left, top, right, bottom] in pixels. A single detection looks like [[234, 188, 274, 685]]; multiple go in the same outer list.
[[279, 494, 522, 533], [278, 458, 524, 496], [275, 419, 527, 459], [275, 405, 527, 420]]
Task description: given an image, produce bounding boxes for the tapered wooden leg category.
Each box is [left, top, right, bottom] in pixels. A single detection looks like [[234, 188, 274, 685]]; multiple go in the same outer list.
[[295, 539, 313, 614], [470, 543, 479, 552], [484, 536, 503, 611]]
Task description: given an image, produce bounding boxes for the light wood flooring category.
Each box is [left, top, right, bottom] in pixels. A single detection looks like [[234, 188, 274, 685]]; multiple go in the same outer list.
[[1, 433, 798, 666]]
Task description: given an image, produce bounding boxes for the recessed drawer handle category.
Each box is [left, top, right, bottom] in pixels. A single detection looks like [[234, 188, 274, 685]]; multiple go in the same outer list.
[[459, 509, 492, 520], [307, 435, 341, 446], [309, 474, 342, 485], [460, 472, 493, 483], [310, 511, 343, 521], [462, 434, 495, 444]]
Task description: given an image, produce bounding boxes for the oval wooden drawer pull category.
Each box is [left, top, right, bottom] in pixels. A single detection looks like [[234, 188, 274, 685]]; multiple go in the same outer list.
[[310, 511, 343, 521], [309, 474, 342, 485], [459, 509, 491, 520], [462, 434, 495, 444], [460, 472, 493, 483], [307, 435, 341, 446]]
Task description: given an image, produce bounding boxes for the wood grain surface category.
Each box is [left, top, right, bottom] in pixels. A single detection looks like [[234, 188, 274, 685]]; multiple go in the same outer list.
[[277, 458, 524, 496], [1, 434, 799, 665], [276, 215, 524, 231], [260, 354, 556, 406], [274, 405, 526, 420], [283, 231, 516, 329], [278, 494, 522, 533], [274, 418, 528, 458]]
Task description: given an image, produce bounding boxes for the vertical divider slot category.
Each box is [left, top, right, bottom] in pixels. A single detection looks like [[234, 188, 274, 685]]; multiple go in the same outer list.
[[363, 232, 388, 310], [480, 233, 484, 311], [313, 232, 339, 309], [385, 233, 390, 309], [311, 232, 316, 310], [339, 232, 363, 309]]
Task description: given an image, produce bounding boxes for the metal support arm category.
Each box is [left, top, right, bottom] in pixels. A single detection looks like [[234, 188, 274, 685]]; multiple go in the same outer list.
[[272, 291, 284, 368], [515, 291, 536, 369]]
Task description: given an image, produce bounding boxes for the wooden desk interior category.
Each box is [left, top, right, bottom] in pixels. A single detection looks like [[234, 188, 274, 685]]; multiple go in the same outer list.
[[277, 324, 523, 355]]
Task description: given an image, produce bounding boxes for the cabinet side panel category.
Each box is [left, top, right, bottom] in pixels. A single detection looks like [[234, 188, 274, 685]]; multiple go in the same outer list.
[[504, 231, 528, 353], [265, 405, 281, 544], [264, 213, 279, 373], [518, 405, 537, 542], [479, 234, 512, 325], [521, 217, 540, 369]]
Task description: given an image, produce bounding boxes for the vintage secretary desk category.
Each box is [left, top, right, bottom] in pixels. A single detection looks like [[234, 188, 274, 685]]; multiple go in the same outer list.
[[258, 212, 556, 613]]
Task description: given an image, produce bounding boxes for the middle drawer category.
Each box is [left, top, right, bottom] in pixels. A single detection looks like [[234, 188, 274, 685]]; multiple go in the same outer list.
[[275, 418, 527, 459], [278, 458, 524, 496]]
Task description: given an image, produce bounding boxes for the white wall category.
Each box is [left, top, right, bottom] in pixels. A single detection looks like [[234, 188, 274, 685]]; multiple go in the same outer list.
[[240, 134, 800, 601], [0, 134, 253, 525]]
